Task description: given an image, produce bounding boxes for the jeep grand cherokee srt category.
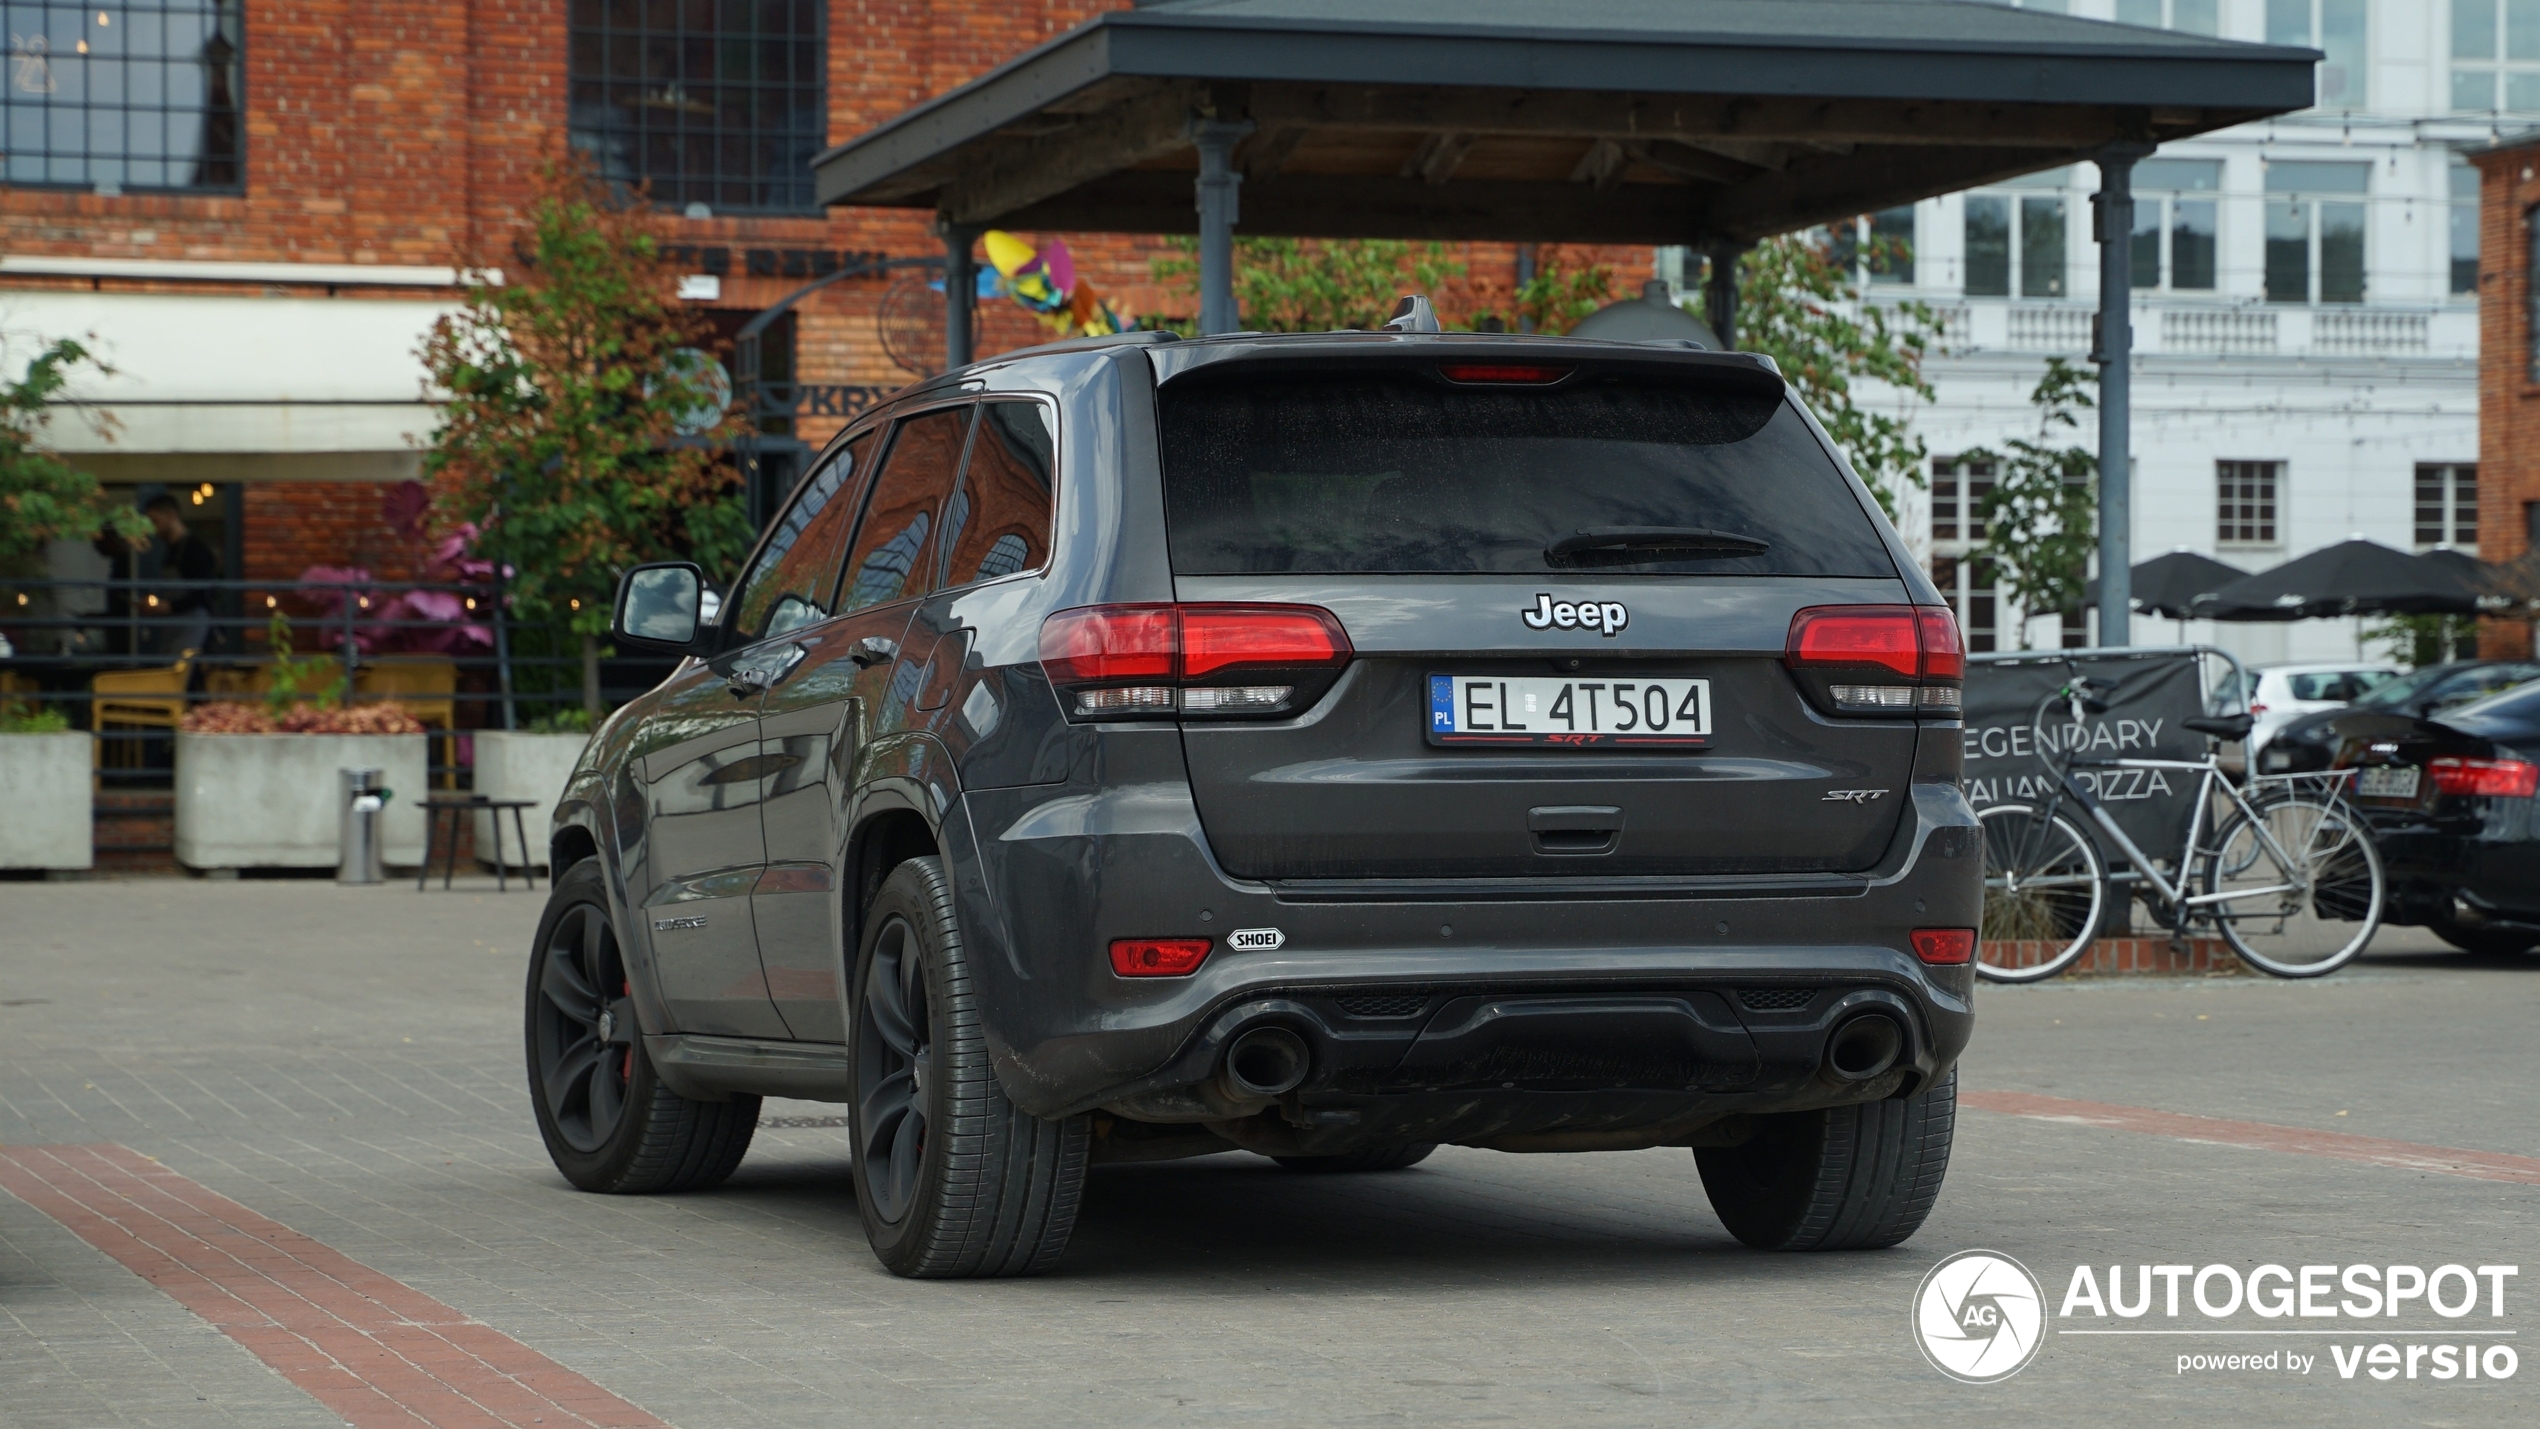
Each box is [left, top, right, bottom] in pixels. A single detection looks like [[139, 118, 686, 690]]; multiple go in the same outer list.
[[524, 324, 1982, 1278]]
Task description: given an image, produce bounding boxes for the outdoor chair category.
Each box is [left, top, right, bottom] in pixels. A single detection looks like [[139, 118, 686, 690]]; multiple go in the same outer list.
[[356, 657, 460, 785], [91, 654, 191, 768]]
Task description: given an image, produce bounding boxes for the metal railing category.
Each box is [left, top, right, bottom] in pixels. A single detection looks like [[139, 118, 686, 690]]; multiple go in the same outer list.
[[0, 576, 676, 783]]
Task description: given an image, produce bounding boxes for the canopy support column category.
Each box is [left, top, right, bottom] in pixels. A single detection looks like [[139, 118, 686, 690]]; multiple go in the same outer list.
[[940, 221, 978, 370], [1192, 118, 1254, 335], [1703, 242, 1747, 350], [2092, 143, 2152, 648]]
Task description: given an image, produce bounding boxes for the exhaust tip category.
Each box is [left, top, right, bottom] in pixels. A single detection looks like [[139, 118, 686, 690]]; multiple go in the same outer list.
[[1221, 1026, 1311, 1099], [1824, 1014, 1904, 1083]]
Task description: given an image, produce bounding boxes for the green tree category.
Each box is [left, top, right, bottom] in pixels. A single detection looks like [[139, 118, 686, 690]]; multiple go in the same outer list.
[[1965, 357, 2099, 649], [420, 152, 750, 717], [1727, 232, 1944, 515], [1, 337, 146, 578], [1508, 248, 1620, 336], [2363, 612, 2477, 668], [1152, 237, 1465, 332]]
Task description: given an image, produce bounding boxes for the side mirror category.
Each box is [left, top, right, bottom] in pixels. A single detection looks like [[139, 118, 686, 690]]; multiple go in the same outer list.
[[612, 562, 711, 655]]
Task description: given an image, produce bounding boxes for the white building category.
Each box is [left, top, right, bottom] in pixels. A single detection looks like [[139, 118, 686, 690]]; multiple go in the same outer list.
[[1806, 0, 2495, 665]]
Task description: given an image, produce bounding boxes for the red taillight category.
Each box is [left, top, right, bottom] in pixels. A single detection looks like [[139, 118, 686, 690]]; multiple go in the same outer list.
[[1788, 606, 1920, 678], [1785, 605, 1962, 715], [1110, 937, 1212, 977], [1038, 604, 1175, 683], [1911, 928, 1976, 965], [1915, 606, 1964, 681], [2428, 756, 2540, 798], [1438, 363, 1572, 384], [1040, 603, 1353, 720], [1180, 605, 1351, 678]]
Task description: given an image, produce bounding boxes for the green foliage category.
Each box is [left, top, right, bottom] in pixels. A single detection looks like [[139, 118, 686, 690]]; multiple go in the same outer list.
[[261, 609, 346, 717], [2363, 612, 2478, 668], [1964, 358, 2100, 648], [523, 705, 596, 734], [1509, 250, 1620, 336], [0, 337, 148, 577], [1728, 232, 1943, 515], [1152, 237, 1466, 333], [419, 150, 752, 711], [0, 705, 71, 733]]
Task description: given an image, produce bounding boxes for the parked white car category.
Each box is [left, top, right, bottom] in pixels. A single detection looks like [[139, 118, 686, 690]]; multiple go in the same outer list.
[[2222, 663, 2402, 757]]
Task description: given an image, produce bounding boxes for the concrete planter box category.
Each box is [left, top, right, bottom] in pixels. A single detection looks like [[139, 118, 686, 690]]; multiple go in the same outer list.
[[471, 730, 589, 870], [175, 733, 428, 870], [0, 732, 94, 870]]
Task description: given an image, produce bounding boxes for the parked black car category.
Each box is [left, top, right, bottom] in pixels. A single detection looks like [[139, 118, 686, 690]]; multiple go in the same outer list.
[[2334, 680, 2540, 953], [524, 323, 1983, 1278], [2258, 659, 2540, 774]]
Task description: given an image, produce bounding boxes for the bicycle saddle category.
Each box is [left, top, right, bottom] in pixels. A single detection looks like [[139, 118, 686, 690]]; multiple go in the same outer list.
[[2183, 713, 2256, 739]]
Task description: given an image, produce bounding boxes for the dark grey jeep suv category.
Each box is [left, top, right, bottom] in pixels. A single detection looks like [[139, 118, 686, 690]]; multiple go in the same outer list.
[[526, 322, 1982, 1278]]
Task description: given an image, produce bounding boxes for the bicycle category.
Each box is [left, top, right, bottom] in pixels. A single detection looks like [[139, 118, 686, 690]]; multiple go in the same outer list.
[[1974, 669, 2385, 981]]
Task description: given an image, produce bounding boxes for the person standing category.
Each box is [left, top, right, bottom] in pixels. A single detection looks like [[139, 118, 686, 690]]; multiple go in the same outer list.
[[143, 493, 220, 659]]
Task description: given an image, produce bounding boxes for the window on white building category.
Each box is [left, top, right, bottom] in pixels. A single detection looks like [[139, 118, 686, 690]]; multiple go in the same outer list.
[[2218, 461, 2283, 547], [1930, 556, 2002, 655], [2264, 162, 2368, 304], [2452, 0, 2540, 114], [1963, 170, 2070, 298], [2116, 0, 2220, 33], [2129, 159, 2221, 291], [2454, 158, 2484, 295], [1930, 458, 1997, 544], [1829, 207, 1918, 286], [2269, 0, 2369, 110], [2415, 464, 2479, 549]]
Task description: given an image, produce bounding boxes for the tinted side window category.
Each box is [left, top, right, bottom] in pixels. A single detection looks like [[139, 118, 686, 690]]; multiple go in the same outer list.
[[940, 400, 1056, 587], [1159, 372, 1895, 577], [840, 406, 969, 613], [729, 434, 872, 640]]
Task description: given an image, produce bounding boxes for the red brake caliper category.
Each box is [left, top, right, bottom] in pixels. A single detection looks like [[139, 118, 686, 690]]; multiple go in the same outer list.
[[621, 979, 634, 1080]]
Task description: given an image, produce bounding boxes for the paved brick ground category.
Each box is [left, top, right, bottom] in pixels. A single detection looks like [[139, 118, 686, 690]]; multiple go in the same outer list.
[[2, 878, 2533, 1427]]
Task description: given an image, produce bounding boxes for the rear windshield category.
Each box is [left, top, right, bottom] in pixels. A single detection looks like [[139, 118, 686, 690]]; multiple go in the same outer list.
[[1158, 371, 1896, 577]]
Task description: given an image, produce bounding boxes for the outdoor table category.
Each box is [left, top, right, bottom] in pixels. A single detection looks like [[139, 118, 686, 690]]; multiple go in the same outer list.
[[416, 795, 540, 893]]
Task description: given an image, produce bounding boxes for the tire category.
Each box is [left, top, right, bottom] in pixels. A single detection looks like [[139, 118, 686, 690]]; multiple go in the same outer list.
[[526, 858, 758, 1194], [2430, 916, 2539, 956], [848, 856, 1091, 1278], [1695, 1069, 1956, 1251], [1975, 803, 2106, 984], [1271, 1143, 1438, 1173], [2200, 794, 2384, 978]]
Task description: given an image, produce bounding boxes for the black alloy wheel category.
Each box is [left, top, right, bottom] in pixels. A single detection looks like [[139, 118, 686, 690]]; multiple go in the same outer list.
[[845, 856, 1088, 1277], [524, 859, 758, 1194], [532, 898, 636, 1153], [854, 913, 933, 1226]]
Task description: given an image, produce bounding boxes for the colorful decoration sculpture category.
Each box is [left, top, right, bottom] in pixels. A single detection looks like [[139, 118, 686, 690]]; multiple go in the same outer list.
[[981, 230, 1135, 337]]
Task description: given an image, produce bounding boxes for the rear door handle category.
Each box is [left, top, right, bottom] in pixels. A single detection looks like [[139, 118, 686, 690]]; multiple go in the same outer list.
[[1528, 805, 1624, 832], [850, 636, 899, 668]]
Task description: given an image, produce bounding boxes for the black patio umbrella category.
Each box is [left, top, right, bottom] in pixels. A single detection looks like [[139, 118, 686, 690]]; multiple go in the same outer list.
[[2189, 540, 2483, 622], [2083, 550, 2248, 620]]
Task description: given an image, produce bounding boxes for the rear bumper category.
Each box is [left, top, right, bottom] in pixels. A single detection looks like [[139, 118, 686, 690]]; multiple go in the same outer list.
[[955, 776, 1981, 1127]]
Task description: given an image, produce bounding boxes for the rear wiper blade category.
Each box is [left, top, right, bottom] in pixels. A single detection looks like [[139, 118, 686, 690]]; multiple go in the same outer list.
[[1545, 526, 1770, 567]]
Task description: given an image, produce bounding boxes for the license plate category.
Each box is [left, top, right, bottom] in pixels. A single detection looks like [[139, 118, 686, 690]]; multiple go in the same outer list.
[[2355, 766, 2420, 799], [1428, 674, 1711, 747]]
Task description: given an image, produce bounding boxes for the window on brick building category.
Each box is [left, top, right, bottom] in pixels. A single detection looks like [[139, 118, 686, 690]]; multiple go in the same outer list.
[[2415, 464, 2478, 549], [568, 0, 827, 215], [2, 1, 242, 191], [2217, 461, 2282, 547]]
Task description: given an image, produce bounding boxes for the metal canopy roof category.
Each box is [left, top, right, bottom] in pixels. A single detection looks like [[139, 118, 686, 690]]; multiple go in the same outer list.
[[813, 0, 2318, 244]]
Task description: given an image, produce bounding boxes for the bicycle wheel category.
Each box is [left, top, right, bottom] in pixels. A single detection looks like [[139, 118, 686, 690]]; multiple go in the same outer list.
[[2197, 794, 2384, 977], [1976, 803, 2107, 983]]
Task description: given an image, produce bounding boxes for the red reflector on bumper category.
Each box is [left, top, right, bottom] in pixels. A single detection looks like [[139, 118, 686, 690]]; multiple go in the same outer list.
[[1911, 928, 1976, 964], [1110, 938, 1213, 977]]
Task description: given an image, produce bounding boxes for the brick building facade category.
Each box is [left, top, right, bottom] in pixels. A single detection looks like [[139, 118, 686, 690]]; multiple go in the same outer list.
[[2471, 133, 2540, 659], [3, 1, 1604, 591]]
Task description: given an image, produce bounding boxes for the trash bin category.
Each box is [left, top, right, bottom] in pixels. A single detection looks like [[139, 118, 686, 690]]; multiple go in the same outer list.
[[338, 767, 388, 885]]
